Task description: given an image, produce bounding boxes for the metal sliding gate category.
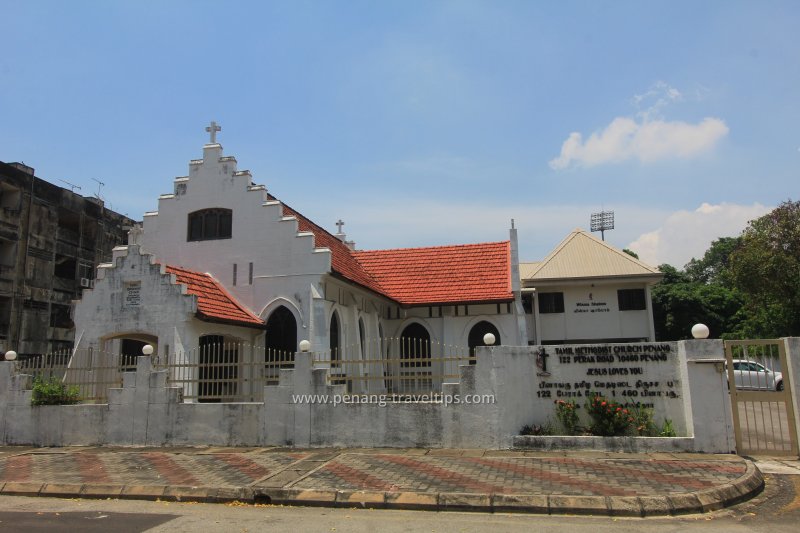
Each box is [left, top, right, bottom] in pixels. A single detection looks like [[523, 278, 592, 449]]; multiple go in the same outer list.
[[725, 339, 798, 456]]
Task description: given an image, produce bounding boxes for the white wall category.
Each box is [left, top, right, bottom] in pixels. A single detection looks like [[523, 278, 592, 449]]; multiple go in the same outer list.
[[72, 243, 262, 370], [1, 340, 760, 452], [141, 143, 331, 349], [534, 281, 654, 343]]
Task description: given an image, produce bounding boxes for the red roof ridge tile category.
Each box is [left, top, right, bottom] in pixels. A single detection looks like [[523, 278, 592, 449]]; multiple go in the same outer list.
[[354, 240, 510, 254]]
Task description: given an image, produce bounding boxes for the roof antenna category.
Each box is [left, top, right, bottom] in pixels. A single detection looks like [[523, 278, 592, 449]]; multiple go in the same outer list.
[[511, 218, 515, 229], [92, 178, 105, 200], [58, 179, 81, 193]]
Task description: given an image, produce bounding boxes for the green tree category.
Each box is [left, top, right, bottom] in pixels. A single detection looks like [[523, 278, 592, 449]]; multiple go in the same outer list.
[[651, 265, 743, 341], [684, 236, 741, 285], [728, 200, 800, 337]]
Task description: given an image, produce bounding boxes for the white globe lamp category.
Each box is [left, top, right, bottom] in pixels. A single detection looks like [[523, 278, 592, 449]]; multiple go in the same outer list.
[[691, 324, 710, 339], [299, 340, 311, 352], [483, 333, 496, 346], [4, 350, 17, 361], [141, 344, 154, 356]]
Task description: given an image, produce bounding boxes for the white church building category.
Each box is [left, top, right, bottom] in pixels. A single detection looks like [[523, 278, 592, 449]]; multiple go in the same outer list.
[[71, 124, 661, 401]]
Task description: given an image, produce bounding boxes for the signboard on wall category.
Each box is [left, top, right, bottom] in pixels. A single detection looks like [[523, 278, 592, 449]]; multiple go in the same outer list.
[[124, 282, 141, 307], [535, 342, 681, 411]]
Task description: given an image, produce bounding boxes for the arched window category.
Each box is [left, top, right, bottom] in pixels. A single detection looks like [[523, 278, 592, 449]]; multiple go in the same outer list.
[[358, 318, 366, 357], [468, 321, 501, 362], [330, 311, 341, 362], [187, 208, 232, 241], [265, 306, 297, 372], [400, 323, 430, 368]]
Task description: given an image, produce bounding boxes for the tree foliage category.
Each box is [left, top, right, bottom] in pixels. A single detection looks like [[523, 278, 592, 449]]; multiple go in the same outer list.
[[651, 265, 743, 340], [728, 200, 800, 337], [652, 200, 800, 340]]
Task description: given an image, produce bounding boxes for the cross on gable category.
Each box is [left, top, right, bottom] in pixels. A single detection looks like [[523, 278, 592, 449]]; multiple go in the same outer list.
[[205, 121, 221, 144], [335, 219, 345, 233]]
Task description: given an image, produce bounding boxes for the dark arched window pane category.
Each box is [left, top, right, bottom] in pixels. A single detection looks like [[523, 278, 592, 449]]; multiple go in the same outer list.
[[330, 312, 340, 362], [400, 323, 431, 368], [266, 306, 297, 370], [468, 321, 501, 361]]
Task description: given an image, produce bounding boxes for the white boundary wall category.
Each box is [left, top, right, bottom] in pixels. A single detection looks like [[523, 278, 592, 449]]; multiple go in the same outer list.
[[2, 339, 793, 452]]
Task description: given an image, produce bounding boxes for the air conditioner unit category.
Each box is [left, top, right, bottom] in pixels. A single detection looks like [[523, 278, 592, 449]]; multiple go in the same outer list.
[[80, 278, 91, 288]]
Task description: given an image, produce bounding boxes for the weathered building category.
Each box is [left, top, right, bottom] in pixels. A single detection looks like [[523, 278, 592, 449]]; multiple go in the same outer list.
[[0, 161, 136, 357]]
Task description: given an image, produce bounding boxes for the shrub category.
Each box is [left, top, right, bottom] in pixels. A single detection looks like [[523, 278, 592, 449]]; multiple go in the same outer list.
[[554, 399, 580, 435], [584, 394, 634, 436], [628, 403, 658, 436], [659, 419, 677, 437], [31, 376, 81, 406], [520, 421, 554, 436]]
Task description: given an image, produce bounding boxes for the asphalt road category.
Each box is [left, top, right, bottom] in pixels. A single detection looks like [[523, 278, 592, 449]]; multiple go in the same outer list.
[[0, 473, 798, 533]]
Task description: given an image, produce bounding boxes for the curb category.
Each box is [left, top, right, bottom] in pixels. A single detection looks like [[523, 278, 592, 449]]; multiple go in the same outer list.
[[0, 461, 764, 517]]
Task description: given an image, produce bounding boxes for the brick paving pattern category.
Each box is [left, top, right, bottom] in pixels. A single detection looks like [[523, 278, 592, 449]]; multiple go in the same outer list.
[[0, 449, 311, 488], [0, 447, 746, 498], [297, 453, 746, 496]]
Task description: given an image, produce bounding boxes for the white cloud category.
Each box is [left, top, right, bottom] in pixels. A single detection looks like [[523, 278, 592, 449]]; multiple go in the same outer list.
[[549, 117, 729, 170], [626, 202, 772, 267], [550, 82, 729, 170]]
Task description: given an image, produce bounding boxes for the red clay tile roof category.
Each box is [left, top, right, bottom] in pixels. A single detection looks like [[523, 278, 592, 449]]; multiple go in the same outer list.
[[354, 241, 513, 305], [165, 265, 264, 328], [279, 201, 386, 295], [273, 195, 512, 306]]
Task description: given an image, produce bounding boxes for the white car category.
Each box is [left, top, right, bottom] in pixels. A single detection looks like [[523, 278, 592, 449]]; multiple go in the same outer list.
[[731, 359, 784, 391]]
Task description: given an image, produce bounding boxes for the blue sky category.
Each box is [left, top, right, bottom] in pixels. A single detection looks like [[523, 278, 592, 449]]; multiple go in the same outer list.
[[2, 0, 798, 267]]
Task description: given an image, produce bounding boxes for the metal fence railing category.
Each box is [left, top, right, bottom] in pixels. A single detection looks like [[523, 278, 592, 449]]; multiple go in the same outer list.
[[16, 348, 125, 403], [314, 338, 474, 397], [725, 339, 798, 456], [153, 343, 294, 403], [12, 338, 475, 404]]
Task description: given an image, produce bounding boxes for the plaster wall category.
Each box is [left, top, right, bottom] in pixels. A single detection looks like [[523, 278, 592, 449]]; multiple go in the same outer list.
[[1, 339, 765, 453], [536, 282, 653, 343], [140, 144, 331, 342]]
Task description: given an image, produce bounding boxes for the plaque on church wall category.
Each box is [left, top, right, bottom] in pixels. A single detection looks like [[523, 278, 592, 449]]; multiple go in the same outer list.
[[125, 282, 141, 307], [536, 343, 681, 405]]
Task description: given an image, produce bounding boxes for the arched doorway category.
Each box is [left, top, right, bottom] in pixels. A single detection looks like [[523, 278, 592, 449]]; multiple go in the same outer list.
[[398, 323, 431, 393], [198, 334, 239, 402], [103, 333, 158, 372], [265, 306, 297, 374], [468, 321, 501, 362], [400, 323, 431, 368]]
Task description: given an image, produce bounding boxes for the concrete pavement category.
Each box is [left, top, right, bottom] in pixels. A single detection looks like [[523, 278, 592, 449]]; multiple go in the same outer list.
[[0, 446, 764, 517]]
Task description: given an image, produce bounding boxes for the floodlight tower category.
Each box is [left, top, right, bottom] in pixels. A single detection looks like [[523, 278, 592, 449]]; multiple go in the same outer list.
[[590, 210, 614, 241]]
